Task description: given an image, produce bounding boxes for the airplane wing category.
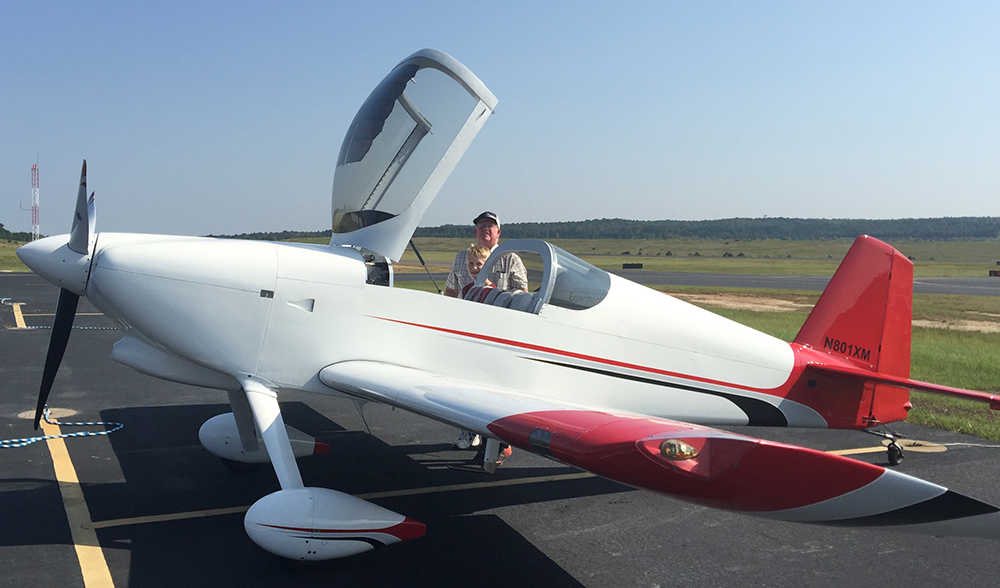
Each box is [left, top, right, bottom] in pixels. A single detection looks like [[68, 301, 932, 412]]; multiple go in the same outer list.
[[320, 360, 1000, 539]]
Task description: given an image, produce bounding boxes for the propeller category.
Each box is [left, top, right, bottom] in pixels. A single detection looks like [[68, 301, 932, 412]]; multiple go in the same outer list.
[[33, 160, 95, 429]]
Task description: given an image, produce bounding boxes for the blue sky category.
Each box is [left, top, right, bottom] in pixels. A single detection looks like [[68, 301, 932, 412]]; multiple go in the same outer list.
[[2, 1, 998, 236]]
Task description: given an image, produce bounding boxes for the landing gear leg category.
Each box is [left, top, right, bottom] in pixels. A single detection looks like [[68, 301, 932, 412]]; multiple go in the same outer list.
[[482, 438, 501, 474], [241, 376, 303, 489]]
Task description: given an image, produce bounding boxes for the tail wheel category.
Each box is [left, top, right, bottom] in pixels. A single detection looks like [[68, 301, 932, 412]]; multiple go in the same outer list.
[[887, 442, 904, 466]]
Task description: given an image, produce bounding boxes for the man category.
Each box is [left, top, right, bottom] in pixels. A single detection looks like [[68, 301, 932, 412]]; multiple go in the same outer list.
[[443, 211, 528, 297]]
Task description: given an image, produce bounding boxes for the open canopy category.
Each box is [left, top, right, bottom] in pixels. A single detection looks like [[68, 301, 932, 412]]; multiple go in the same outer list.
[[329, 49, 497, 261]]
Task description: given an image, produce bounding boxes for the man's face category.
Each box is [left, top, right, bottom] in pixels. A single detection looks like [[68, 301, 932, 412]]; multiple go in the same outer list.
[[467, 255, 487, 278], [474, 220, 500, 248]]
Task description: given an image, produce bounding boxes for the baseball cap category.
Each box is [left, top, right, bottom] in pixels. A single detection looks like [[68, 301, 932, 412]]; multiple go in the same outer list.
[[473, 211, 500, 227]]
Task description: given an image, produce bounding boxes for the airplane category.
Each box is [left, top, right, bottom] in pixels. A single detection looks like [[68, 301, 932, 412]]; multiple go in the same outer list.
[[16, 48, 1000, 562]]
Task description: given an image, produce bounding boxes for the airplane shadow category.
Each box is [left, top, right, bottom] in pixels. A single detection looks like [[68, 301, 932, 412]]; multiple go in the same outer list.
[[13, 402, 630, 587], [0, 478, 68, 547]]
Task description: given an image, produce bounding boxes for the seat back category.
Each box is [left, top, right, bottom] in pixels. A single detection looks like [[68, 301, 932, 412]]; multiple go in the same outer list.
[[492, 291, 514, 308], [507, 291, 535, 312]]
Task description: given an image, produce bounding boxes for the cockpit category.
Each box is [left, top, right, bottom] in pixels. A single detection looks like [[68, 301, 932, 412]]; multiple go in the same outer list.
[[322, 50, 611, 315], [462, 239, 611, 313]]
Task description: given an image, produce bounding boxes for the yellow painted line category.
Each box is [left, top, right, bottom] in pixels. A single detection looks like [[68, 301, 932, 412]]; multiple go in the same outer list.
[[90, 471, 597, 530], [22, 312, 104, 317], [826, 446, 887, 456], [11, 302, 26, 328], [91, 506, 250, 530], [41, 419, 116, 588], [357, 470, 595, 499]]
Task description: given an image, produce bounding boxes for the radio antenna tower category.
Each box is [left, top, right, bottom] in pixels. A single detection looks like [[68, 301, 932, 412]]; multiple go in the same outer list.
[[30, 157, 40, 241], [20, 156, 41, 240], [18, 156, 41, 241]]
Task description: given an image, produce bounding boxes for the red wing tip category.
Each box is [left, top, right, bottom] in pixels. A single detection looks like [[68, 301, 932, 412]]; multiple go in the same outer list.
[[313, 440, 330, 455]]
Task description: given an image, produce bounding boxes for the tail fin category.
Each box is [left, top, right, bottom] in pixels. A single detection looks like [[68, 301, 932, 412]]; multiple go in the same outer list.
[[794, 236, 913, 426], [795, 235, 913, 379], [794, 236, 1000, 426]]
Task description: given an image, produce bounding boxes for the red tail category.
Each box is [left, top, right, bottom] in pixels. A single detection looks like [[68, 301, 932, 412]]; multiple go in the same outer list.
[[795, 235, 912, 376], [794, 235, 913, 425]]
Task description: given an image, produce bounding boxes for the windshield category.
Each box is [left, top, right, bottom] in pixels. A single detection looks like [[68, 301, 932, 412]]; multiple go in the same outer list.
[[474, 240, 611, 313], [548, 244, 611, 310]]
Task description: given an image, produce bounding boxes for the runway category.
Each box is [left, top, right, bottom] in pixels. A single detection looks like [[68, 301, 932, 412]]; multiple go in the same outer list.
[[3, 272, 1000, 587]]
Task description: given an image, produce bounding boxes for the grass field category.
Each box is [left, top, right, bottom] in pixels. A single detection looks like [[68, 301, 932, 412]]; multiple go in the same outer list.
[[0, 241, 28, 272], [396, 237, 1000, 278]]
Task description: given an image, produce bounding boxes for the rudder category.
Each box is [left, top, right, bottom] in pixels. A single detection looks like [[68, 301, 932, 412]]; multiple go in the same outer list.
[[795, 235, 913, 379]]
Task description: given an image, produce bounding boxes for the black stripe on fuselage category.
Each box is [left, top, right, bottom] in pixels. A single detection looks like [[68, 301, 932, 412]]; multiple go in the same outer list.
[[524, 357, 788, 427], [822, 490, 999, 527]]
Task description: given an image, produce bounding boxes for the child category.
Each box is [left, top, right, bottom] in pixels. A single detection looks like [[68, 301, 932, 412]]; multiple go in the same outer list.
[[459, 243, 494, 299]]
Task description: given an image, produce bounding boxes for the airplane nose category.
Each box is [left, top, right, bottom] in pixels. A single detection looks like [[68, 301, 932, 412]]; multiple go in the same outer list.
[[17, 235, 94, 296]]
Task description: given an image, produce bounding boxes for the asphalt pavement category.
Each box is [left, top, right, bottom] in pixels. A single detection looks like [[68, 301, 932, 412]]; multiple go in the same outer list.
[[3, 272, 1000, 588]]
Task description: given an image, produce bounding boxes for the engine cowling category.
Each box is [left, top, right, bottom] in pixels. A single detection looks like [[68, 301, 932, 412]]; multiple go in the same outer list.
[[198, 413, 329, 463], [244, 487, 425, 560]]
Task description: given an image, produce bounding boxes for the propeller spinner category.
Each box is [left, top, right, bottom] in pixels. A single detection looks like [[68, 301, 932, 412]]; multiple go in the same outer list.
[[16, 161, 96, 429]]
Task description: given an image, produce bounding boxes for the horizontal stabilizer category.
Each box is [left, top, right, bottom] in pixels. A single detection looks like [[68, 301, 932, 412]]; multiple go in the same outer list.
[[804, 361, 1000, 411]]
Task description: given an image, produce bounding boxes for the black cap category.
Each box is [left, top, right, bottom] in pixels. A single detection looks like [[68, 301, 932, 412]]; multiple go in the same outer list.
[[473, 211, 500, 227]]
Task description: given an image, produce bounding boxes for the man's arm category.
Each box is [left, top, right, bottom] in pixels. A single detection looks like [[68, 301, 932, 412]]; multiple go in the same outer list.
[[509, 253, 529, 292], [443, 251, 464, 297]]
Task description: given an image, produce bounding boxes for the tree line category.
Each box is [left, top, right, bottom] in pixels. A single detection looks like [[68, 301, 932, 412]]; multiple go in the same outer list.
[[0, 223, 33, 242], [205, 229, 334, 241], [415, 217, 1000, 241]]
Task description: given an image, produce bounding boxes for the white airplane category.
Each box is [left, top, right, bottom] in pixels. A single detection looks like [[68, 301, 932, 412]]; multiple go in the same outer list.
[[17, 49, 1000, 562]]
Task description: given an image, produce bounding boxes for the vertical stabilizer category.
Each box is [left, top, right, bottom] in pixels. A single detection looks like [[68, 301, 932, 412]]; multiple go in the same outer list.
[[795, 235, 913, 379], [793, 235, 913, 425]]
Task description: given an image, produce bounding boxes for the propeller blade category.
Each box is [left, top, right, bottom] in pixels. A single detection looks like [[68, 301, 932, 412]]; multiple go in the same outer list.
[[68, 160, 89, 254], [87, 191, 96, 241], [34, 288, 80, 429]]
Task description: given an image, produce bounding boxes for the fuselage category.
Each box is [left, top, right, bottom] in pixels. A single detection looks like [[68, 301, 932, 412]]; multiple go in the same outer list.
[[28, 231, 866, 430]]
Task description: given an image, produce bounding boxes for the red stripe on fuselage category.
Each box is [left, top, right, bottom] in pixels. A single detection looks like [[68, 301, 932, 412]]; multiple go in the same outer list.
[[369, 315, 786, 395]]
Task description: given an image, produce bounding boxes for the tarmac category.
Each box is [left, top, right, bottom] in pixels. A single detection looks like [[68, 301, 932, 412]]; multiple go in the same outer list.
[[4, 271, 1000, 588]]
